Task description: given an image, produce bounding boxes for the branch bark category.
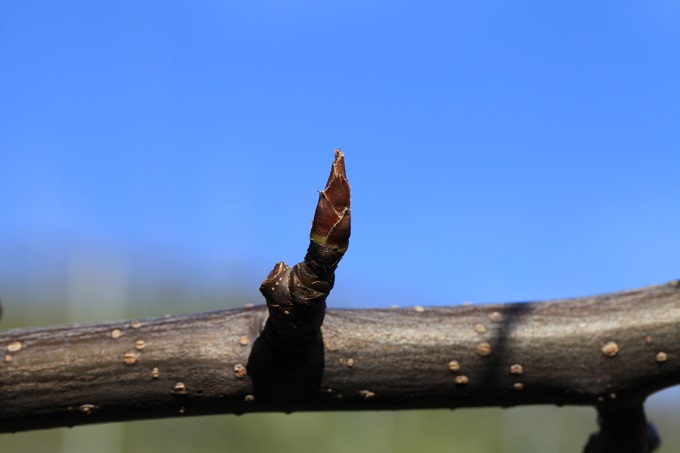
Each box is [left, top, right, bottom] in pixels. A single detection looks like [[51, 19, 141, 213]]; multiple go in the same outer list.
[[0, 282, 678, 434]]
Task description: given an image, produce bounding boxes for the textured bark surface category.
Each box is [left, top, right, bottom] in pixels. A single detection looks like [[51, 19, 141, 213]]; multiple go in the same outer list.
[[0, 281, 678, 433]]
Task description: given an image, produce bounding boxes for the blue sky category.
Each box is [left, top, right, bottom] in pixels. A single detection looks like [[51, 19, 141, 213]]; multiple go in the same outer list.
[[1, 2, 679, 312]]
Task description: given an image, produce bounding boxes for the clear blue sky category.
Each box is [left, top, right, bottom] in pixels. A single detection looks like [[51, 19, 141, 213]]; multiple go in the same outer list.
[[1, 2, 678, 310]]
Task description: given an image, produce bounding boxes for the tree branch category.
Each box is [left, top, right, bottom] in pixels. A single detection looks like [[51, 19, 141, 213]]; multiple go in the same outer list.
[[0, 282, 678, 434], [584, 403, 660, 453]]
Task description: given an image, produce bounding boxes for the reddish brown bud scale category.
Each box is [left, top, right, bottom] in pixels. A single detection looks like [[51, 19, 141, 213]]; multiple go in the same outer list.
[[310, 149, 351, 252]]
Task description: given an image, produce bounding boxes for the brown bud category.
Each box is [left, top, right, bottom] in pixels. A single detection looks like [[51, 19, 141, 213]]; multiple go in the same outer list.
[[310, 149, 351, 252]]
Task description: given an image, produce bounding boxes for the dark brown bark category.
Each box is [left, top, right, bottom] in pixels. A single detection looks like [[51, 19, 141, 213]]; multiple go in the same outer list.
[[0, 281, 678, 435], [584, 404, 660, 453]]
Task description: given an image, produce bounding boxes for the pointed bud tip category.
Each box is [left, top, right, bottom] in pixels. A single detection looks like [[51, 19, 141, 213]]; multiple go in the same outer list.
[[327, 149, 346, 185]]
